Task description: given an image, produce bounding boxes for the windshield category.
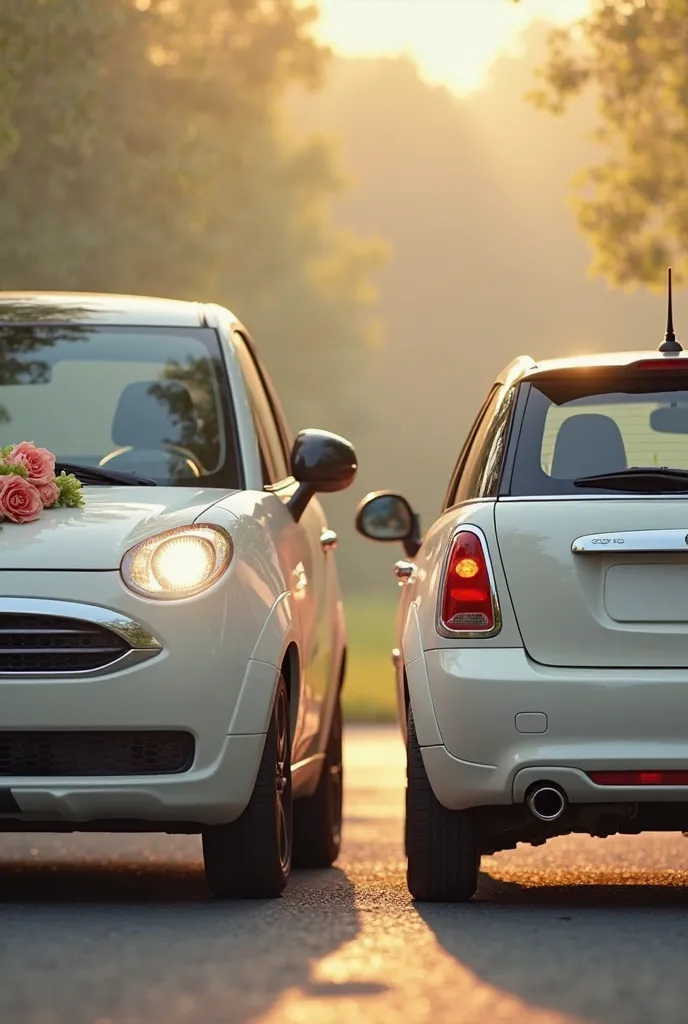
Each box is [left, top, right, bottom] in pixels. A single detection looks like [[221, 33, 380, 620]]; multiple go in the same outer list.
[[0, 325, 241, 488], [508, 373, 688, 496]]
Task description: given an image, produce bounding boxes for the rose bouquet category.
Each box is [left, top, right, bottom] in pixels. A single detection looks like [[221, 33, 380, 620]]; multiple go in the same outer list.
[[0, 442, 84, 524]]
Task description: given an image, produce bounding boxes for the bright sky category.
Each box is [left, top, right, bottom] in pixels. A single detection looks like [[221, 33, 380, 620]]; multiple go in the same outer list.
[[313, 0, 591, 94]]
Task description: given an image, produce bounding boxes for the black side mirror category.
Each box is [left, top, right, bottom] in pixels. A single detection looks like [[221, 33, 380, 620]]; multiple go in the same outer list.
[[355, 490, 422, 558], [287, 428, 357, 522]]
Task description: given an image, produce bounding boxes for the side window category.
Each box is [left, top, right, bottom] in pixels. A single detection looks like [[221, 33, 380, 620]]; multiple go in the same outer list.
[[452, 385, 517, 503], [444, 387, 500, 509], [472, 385, 517, 498], [445, 384, 516, 508], [234, 333, 289, 485]]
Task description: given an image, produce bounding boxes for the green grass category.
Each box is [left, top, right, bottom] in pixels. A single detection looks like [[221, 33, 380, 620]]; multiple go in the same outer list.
[[342, 595, 399, 723]]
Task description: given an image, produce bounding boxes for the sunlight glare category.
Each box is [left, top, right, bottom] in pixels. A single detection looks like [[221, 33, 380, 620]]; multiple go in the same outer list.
[[313, 0, 591, 94]]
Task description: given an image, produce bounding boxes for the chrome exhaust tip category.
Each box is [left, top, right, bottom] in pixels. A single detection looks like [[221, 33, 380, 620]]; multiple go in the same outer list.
[[527, 785, 567, 822]]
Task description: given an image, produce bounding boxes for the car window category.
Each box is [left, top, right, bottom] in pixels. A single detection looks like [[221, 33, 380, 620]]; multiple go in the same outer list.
[[509, 372, 688, 495], [445, 387, 501, 507], [473, 385, 518, 497], [0, 325, 240, 488], [233, 333, 289, 485], [242, 335, 293, 458]]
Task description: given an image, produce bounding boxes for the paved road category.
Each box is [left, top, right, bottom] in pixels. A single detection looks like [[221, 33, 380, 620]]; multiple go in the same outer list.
[[3, 727, 688, 1023]]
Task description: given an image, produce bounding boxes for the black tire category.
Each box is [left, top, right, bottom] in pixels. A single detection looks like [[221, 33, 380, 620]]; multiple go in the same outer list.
[[202, 675, 292, 898], [406, 706, 479, 902], [292, 695, 343, 868]]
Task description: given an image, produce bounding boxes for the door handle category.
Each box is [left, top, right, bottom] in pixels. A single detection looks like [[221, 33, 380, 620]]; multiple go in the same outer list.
[[320, 529, 338, 552], [394, 560, 417, 583]]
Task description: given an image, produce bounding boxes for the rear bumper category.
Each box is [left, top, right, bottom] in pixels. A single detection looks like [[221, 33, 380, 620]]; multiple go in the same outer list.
[[414, 647, 688, 811]]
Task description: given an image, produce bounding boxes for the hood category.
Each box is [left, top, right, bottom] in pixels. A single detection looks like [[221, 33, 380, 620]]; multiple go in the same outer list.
[[0, 486, 237, 570]]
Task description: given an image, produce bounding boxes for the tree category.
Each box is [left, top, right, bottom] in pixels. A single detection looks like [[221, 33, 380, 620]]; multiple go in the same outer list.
[[0, 0, 384, 429], [515, 0, 688, 290]]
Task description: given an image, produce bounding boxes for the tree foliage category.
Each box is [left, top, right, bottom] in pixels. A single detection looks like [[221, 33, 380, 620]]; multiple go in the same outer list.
[[0, 0, 384, 426], [520, 0, 688, 290]]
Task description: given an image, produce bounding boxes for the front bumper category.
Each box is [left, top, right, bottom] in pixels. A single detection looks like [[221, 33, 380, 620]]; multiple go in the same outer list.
[[0, 572, 280, 826], [7, 733, 266, 827], [411, 647, 688, 811]]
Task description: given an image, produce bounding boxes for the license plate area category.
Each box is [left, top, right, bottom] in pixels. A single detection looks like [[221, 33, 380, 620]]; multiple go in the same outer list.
[[605, 563, 688, 623]]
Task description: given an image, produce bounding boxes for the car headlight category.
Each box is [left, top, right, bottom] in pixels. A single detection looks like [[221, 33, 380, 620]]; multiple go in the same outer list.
[[121, 525, 233, 599]]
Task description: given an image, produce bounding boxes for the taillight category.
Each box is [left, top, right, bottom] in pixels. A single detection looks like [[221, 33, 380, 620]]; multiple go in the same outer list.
[[439, 528, 499, 635]]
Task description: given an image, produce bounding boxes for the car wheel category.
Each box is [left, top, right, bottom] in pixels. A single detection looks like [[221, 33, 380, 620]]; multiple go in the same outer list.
[[292, 694, 343, 868], [202, 675, 292, 898], [406, 705, 479, 902]]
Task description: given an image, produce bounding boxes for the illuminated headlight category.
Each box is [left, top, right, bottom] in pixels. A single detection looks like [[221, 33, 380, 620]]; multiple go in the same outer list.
[[121, 526, 233, 599]]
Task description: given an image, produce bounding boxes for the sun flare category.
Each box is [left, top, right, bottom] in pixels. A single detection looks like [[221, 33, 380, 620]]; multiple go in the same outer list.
[[313, 0, 591, 94]]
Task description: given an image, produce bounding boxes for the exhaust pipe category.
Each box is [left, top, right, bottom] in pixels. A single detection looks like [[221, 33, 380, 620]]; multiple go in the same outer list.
[[527, 784, 567, 822]]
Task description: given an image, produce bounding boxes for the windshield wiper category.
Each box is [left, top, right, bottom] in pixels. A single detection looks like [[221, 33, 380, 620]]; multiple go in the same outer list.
[[54, 461, 157, 487], [574, 467, 688, 493]]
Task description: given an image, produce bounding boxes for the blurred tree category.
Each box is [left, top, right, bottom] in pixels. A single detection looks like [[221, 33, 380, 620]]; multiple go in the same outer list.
[[0, 0, 384, 429], [514, 0, 688, 290]]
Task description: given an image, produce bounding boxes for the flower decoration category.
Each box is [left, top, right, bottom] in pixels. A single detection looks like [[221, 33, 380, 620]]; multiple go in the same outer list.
[[0, 442, 84, 523]]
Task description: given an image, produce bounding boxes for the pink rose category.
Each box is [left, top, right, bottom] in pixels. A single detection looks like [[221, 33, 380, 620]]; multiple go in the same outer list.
[[36, 480, 59, 509], [0, 474, 42, 523], [6, 441, 55, 485]]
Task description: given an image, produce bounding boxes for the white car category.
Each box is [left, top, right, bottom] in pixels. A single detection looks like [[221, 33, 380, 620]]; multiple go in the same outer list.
[[0, 291, 356, 899], [356, 287, 688, 902]]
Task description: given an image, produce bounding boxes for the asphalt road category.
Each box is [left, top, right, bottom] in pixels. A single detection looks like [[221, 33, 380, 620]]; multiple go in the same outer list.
[[3, 726, 688, 1024]]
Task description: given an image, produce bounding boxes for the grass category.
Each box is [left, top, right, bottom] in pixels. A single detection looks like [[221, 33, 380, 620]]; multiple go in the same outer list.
[[341, 595, 399, 723]]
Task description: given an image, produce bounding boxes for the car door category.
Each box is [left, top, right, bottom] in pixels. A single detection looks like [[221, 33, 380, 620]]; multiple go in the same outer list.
[[233, 332, 334, 766]]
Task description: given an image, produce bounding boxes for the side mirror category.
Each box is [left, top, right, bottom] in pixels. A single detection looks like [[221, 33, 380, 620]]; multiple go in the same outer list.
[[355, 490, 422, 558], [287, 428, 357, 522]]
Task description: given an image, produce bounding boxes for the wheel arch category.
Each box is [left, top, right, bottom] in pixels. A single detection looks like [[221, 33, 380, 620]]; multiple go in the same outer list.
[[400, 668, 410, 743], [280, 640, 301, 737], [403, 653, 442, 748]]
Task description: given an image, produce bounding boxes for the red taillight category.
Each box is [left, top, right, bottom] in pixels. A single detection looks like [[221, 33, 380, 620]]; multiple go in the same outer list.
[[440, 529, 496, 634], [589, 770, 688, 786]]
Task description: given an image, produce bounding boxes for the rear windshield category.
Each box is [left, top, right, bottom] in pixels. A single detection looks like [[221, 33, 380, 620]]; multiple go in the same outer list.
[[508, 374, 688, 495]]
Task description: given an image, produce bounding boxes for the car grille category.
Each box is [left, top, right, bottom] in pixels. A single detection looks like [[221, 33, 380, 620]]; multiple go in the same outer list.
[[0, 731, 195, 776], [0, 612, 130, 673]]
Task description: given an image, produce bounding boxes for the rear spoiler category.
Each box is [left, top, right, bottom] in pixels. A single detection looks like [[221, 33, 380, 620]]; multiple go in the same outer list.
[[521, 358, 688, 385]]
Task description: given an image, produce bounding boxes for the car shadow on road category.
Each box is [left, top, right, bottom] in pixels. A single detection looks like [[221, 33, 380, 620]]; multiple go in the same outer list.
[[0, 854, 384, 1023], [416, 868, 688, 1024], [0, 857, 208, 902], [475, 869, 688, 907]]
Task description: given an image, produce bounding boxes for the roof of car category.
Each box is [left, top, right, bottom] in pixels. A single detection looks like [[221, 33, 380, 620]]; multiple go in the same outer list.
[[0, 291, 235, 327], [500, 349, 688, 385]]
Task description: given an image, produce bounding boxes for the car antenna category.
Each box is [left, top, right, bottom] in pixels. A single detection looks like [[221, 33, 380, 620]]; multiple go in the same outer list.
[[659, 267, 683, 353]]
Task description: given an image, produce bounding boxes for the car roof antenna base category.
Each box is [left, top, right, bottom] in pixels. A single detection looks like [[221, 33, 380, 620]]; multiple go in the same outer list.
[[659, 267, 683, 354]]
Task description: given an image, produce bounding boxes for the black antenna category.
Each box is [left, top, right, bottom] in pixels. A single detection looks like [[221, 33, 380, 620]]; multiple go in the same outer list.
[[659, 267, 683, 353]]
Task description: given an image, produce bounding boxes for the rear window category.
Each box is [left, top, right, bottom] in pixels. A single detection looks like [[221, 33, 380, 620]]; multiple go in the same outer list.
[[508, 374, 688, 495]]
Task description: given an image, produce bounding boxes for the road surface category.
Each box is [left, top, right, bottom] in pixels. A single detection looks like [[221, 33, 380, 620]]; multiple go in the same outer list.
[[2, 726, 688, 1024]]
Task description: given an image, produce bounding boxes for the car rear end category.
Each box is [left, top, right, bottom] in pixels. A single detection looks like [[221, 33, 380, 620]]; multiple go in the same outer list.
[[416, 352, 688, 846]]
